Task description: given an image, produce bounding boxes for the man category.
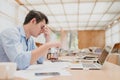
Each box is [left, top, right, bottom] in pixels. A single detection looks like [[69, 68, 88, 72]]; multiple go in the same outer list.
[[0, 10, 61, 70]]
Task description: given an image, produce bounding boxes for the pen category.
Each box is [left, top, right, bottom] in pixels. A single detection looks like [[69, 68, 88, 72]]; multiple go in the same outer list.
[[35, 72, 60, 76]]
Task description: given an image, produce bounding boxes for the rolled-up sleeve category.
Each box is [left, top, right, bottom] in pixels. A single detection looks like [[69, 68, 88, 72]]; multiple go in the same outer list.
[[37, 56, 44, 64], [1, 28, 31, 70], [15, 51, 31, 69]]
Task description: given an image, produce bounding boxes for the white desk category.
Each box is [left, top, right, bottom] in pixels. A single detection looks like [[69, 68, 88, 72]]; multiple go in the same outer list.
[[43, 61, 120, 80], [15, 56, 120, 80]]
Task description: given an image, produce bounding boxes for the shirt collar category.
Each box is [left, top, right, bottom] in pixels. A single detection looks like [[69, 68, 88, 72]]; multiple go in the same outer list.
[[19, 26, 26, 38]]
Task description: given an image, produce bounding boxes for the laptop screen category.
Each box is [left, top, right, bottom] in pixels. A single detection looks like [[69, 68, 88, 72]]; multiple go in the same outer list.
[[97, 49, 109, 65]]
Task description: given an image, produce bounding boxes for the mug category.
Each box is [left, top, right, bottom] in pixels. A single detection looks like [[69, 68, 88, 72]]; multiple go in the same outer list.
[[0, 62, 17, 80]]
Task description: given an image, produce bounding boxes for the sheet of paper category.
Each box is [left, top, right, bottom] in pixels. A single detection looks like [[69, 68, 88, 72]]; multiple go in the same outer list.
[[27, 61, 71, 70], [15, 62, 71, 80], [69, 63, 83, 69]]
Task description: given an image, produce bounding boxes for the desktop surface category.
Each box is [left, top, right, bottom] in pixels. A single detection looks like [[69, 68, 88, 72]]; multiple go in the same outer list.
[[14, 56, 120, 80], [43, 61, 120, 80]]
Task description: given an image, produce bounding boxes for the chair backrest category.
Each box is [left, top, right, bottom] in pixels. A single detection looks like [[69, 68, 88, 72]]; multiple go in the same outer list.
[[111, 43, 120, 53], [106, 54, 119, 65]]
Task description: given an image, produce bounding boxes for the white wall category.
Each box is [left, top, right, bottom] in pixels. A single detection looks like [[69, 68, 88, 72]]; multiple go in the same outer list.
[[0, 0, 18, 32], [17, 6, 28, 25], [105, 22, 120, 46]]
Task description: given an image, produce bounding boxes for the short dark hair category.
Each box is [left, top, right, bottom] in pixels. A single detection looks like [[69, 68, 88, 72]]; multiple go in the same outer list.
[[23, 10, 49, 25]]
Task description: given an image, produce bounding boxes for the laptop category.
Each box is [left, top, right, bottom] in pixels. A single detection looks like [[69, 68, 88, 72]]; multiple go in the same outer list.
[[70, 48, 109, 70]]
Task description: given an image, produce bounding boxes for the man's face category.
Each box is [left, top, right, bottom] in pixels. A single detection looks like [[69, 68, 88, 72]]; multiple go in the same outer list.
[[31, 19, 46, 37]]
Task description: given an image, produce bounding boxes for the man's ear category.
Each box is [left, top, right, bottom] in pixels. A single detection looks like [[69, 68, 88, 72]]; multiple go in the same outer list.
[[30, 18, 36, 24]]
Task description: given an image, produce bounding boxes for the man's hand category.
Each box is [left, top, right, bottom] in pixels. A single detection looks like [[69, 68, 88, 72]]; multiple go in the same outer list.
[[42, 26, 51, 42]]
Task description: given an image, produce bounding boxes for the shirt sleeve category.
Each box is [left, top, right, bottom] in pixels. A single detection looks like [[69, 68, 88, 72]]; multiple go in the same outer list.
[[1, 28, 31, 70], [37, 56, 44, 64]]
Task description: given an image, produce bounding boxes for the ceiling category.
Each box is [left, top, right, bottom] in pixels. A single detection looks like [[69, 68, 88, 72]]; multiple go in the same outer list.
[[15, 0, 120, 31]]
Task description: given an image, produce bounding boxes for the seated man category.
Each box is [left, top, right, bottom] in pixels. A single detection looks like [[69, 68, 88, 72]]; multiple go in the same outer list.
[[0, 10, 61, 70]]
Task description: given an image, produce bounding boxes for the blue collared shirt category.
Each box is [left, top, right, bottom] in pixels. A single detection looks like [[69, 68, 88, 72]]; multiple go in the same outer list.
[[0, 26, 44, 70]]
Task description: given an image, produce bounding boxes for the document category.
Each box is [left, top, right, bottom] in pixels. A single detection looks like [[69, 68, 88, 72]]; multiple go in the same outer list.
[[15, 61, 71, 80]]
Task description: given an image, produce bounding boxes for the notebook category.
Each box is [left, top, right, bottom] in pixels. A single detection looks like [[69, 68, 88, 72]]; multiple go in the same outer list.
[[70, 48, 109, 70]]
